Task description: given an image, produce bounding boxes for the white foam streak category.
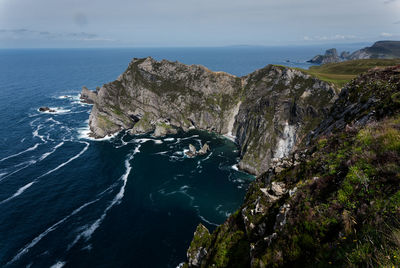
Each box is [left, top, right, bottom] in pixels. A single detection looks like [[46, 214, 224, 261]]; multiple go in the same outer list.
[[38, 142, 89, 179], [39, 142, 64, 161], [49, 261, 66, 268], [71, 146, 140, 246], [0, 144, 40, 162], [33, 125, 47, 143], [0, 181, 36, 205], [0, 160, 37, 182], [7, 199, 99, 265], [78, 123, 119, 141], [39, 107, 71, 114], [198, 214, 218, 226]]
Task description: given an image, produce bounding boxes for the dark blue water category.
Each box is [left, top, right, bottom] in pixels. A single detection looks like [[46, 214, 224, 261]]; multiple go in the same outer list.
[[0, 46, 344, 268]]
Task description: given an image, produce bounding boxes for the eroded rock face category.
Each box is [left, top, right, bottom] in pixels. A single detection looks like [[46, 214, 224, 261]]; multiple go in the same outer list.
[[84, 57, 337, 175], [233, 66, 337, 174]]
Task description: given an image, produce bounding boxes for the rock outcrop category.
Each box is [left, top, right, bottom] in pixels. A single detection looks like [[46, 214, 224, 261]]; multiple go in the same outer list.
[[307, 48, 344, 64], [80, 86, 97, 104], [185, 143, 210, 157], [39, 107, 56, 113], [84, 57, 337, 175], [183, 65, 400, 268]]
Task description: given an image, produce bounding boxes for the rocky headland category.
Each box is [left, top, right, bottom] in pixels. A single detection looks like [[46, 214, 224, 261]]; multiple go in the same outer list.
[[82, 57, 337, 175]]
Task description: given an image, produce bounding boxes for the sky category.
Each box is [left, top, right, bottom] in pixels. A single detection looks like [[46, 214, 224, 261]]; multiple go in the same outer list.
[[0, 0, 399, 48]]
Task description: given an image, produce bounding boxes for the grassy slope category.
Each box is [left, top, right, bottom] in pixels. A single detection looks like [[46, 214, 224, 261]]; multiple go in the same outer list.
[[297, 59, 400, 88]]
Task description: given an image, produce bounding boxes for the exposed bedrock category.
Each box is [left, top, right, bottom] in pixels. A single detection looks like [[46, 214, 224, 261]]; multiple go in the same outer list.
[[83, 57, 337, 175]]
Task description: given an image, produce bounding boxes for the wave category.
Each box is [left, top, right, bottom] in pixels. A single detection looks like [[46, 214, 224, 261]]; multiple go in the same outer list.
[[70, 145, 140, 247], [50, 261, 66, 268], [38, 142, 89, 179], [161, 185, 195, 203], [223, 133, 236, 142], [0, 160, 37, 183], [133, 138, 153, 144], [0, 143, 40, 163], [198, 214, 218, 226], [39, 142, 64, 161], [7, 198, 100, 265], [173, 134, 199, 145], [114, 133, 128, 148], [38, 107, 71, 114], [163, 137, 175, 142], [33, 125, 47, 143], [0, 181, 36, 205], [78, 123, 119, 141], [45, 117, 62, 125], [199, 152, 213, 162], [231, 164, 239, 171], [154, 151, 169, 155]]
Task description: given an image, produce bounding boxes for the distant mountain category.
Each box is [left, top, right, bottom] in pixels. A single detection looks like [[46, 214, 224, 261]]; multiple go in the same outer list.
[[349, 40, 400, 60], [308, 41, 400, 64]]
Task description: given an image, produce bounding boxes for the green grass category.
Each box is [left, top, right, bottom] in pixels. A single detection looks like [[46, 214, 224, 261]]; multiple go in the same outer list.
[[296, 59, 400, 88]]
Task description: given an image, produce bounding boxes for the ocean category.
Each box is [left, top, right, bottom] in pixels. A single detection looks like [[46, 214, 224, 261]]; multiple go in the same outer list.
[[0, 46, 355, 268]]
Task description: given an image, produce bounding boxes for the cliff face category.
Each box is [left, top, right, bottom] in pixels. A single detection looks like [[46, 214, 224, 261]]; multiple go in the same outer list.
[[232, 66, 336, 174], [184, 66, 400, 267], [84, 57, 337, 175]]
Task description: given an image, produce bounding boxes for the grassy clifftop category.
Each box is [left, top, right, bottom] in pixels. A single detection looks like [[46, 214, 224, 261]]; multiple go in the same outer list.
[[297, 59, 400, 88]]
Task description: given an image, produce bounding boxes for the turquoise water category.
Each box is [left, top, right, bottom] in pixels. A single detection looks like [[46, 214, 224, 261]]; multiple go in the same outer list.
[[0, 46, 348, 267]]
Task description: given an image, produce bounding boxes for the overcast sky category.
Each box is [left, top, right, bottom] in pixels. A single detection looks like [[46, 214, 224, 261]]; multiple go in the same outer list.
[[0, 0, 399, 48]]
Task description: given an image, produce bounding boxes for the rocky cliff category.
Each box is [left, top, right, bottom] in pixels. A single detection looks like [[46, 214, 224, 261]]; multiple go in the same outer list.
[[184, 65, 400, 267], [83, 57, 337, 175]]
